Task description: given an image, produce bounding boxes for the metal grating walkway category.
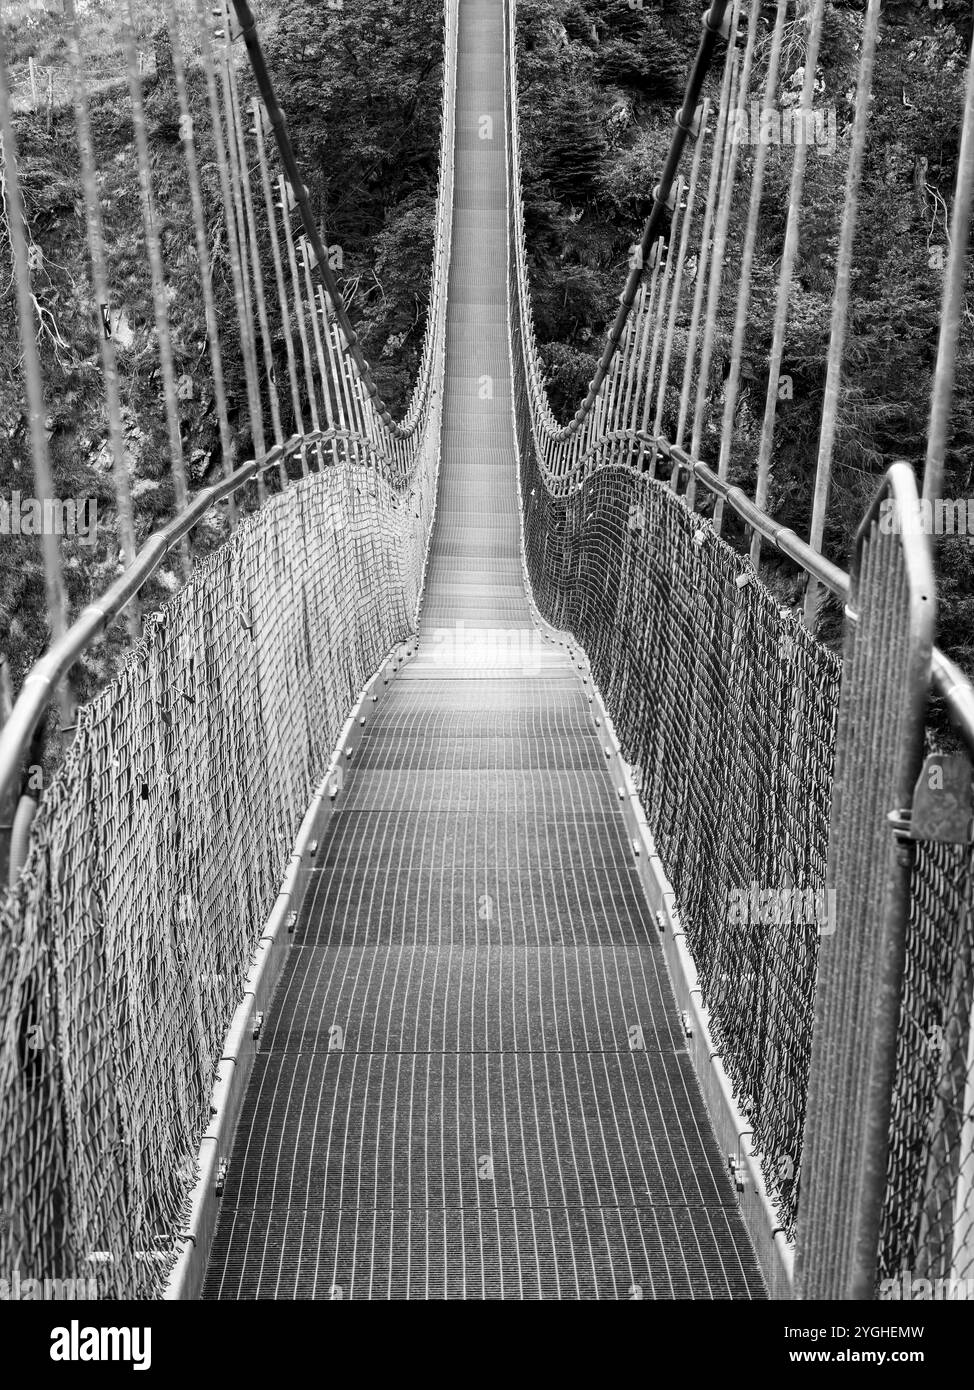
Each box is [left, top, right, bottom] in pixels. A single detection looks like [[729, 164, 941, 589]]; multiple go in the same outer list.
[[201, 0, 765, 1300]]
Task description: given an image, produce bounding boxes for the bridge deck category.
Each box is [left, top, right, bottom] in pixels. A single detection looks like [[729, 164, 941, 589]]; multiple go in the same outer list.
[[201, 0, 764, 1299]]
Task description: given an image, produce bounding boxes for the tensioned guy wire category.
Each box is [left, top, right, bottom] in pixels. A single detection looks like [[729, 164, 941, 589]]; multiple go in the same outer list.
[[712, 0, 789, 537], [278, 174, 324, 451], [675, 0, 742, 491], [686, 38, 747, 510], [63, 0, 140, 639], [164, 0, 238, 525], [0, 24, 70, 725], [803, 0, 883, 625], [193, 0, 266, 497], [646, 101, 710, 476], [216, 2, 268, 495], [251, 96, 307, 471], [921, 18, 974, 510], [636, 182, 685, 443], [122, 0, 191, 574], [225, 34, 285, 473], [749, 0, 827, 567]]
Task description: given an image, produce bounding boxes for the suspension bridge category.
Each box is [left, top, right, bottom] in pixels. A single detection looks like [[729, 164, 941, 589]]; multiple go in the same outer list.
[[0, 0, 973, 1301]]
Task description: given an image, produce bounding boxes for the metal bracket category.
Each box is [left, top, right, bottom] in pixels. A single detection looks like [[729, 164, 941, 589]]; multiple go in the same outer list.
[[675, 104, 706, 140], [704, 4, 735, 43], [652, 182, 678, 214]]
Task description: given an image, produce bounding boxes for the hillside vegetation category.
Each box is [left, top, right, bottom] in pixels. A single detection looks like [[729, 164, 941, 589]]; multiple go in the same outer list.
[[516, 0, 974, 667], [0, 0, 442, 716], [1, 0, 973, 723]]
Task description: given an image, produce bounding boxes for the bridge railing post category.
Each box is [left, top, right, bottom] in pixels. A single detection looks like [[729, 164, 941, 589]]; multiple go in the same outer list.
[[795, 462, 936, 1299]]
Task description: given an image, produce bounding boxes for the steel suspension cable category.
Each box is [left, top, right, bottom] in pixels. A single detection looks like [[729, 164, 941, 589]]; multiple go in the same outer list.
[[622, 273, 655, 438], [251, 98, 307, 473], [921, 18, 974, 508], [802, 0, 883, 624], [63, 0, 140, 638], [229, 0, 401, 436], [568, 0, 737, 438], [506, 0, 734, 457], [224, 16, 286, 482], [215, 1, 267, 497], [164, 0, 238, 524], [749, 0, 827, 566], [674, 0, 742, 486], [122, 0, 191, 573], [193, 0, 266, 492], [686, 0, 761, 511], [645, 100, 710, 476], [712, 0, 789, 536], [301, 241, 338, 437], [636, 184, 685, 443], [0, 25, 70, 723], [277, 176, 324, 455], [686, 40, 748, 509]]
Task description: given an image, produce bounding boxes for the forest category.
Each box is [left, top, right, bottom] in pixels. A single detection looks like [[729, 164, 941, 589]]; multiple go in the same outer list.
[[0, 0, 972, 707], [515, 0, 974, 656]]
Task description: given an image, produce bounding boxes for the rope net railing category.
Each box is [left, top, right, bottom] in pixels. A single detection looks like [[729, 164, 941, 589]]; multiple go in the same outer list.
[[0, 0, 456, 1295], [507, 0, 974, 1292]]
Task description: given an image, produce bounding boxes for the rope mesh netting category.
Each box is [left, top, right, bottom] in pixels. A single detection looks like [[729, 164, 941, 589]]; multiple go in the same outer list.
[[0, 0, 455, 1296], [883, 836, 974, 1285], [506, 0, 974, 1284], [0, 457, 436, 1295], [516, 443, 840, 1240]]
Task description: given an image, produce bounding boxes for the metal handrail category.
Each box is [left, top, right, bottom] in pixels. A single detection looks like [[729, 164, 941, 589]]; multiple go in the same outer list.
[[0, 429, 383, 811], [682, 448, 974, 758], [522, 417, 974, 762]]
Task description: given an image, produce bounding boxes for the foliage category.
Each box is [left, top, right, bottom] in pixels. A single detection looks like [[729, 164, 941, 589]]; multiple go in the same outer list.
[[517, 0, 974, 680], [0, 0, 442, 713], [259, 0, 443, 410]]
